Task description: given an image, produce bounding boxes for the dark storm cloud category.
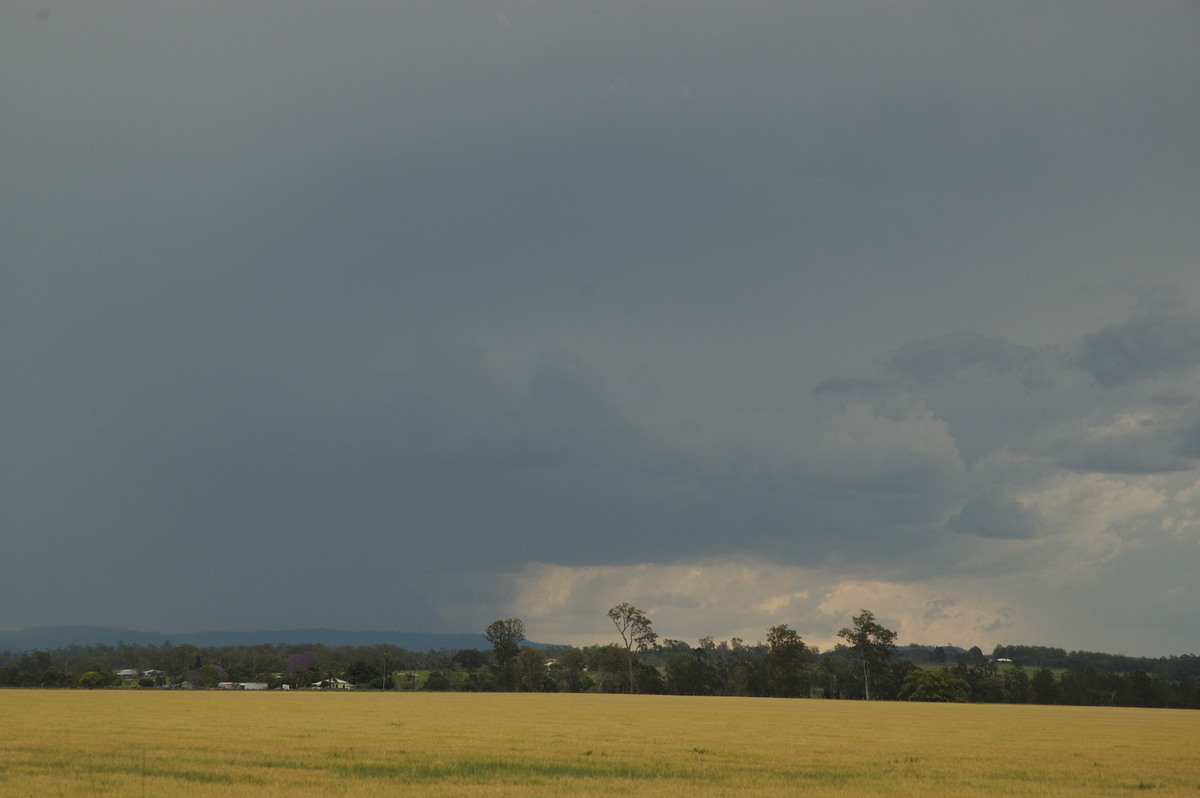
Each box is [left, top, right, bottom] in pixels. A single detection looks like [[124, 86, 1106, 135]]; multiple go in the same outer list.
[[1172, 416, 1200, 462], [826, 305, 1200, 478], [1071, 312, 1200, 389], [3, 1, 1200, 652], [945, 492, 1041, 540], [812, 377, 898, 400], [880, 332, 1055, 390], [1037, 407, 1200, 475]]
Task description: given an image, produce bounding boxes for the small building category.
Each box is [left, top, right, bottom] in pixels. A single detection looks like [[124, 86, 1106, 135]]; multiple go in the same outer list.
[[312, 677, 354, 690]]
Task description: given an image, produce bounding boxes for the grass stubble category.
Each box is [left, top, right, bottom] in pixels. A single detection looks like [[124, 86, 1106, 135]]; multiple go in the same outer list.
[[0, 691, 1196, 796]]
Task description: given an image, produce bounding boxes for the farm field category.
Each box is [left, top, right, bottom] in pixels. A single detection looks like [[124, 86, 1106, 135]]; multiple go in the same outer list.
[[0, 691, 1196, 796]]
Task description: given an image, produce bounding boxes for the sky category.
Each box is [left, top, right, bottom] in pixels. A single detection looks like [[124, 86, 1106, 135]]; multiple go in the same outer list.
[[3, 1, 1199, 656]]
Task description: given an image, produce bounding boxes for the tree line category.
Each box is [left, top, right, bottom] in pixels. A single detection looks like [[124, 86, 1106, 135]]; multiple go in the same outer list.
[[990, 645, 1200, 683], [2, 607, 1197, 709]]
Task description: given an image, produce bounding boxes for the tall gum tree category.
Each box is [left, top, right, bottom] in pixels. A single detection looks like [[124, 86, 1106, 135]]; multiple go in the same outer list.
[[607, 603, 657, 693], [485, 618, 526, 690], [837, 609, 897, 701]]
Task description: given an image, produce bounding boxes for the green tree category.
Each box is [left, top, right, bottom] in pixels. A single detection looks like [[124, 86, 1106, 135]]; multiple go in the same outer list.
[[344, 657, 381, 686], [485, 618, 526, 691], [485, 618, 527, 649], [16, 650, 54, 687], [608, 603, 658, 694], [1031, 667, 1058, 704], [633, 659, 666, 694], [899, 668, 970, 702], [516, 647, 551, 692], [816, 652, 855, 699], [960, 645, 986, 665], [955, 660, 1004, 702], [78, 670, 107, 689], [1002, 666, 1031, 703], [549, 648, 589, 693], [587, 644, 629, 693], [453, 649, 489, 671], [196, 665, 222, 688], [665, 651, 717, 696], [422, 671, 450, 691], [1120, 670, 1166, 708], [764, 624, 810, 698], [837, 609, 897, 700]]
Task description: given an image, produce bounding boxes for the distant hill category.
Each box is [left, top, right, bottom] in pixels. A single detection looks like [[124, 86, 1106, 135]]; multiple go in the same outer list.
[[0, 625, 502, 653]]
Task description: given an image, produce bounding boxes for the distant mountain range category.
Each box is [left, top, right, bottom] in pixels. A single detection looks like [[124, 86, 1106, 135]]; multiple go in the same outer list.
[[0, 625, 501, 652]]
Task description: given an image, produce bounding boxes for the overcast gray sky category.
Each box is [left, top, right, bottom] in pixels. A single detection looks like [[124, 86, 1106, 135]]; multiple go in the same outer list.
[[3, 1, 1199, 655]]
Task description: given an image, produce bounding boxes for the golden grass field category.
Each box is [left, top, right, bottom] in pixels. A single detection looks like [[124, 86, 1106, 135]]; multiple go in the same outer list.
[[0, 691, 1196, 796]]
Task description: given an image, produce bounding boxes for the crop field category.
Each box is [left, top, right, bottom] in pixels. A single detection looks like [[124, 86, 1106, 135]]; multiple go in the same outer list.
[[0, 691, 1196, 797]]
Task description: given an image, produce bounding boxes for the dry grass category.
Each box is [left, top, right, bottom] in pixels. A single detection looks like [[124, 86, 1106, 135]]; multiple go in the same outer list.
[[0, 691, 1196, 796]]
